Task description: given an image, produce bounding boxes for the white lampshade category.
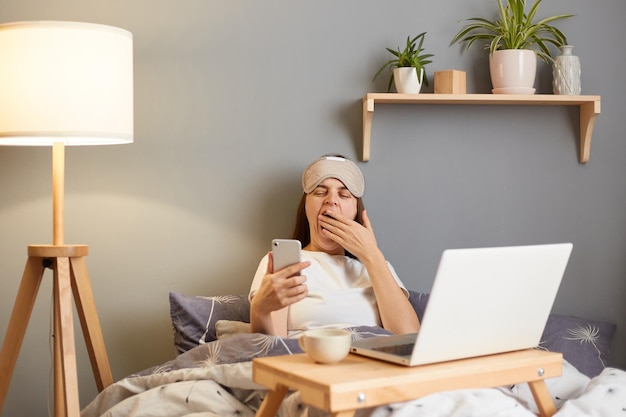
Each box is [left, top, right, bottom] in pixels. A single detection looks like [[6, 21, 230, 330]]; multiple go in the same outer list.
[[0, 21, 133, 146]]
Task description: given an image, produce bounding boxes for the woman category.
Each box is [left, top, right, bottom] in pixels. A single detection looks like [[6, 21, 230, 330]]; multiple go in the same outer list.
[[249, 155, 420, 337]]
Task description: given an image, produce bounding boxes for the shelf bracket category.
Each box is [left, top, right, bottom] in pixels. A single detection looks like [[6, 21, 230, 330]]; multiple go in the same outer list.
[[362, 97, 374, 162], [579, 100, 601, 163]]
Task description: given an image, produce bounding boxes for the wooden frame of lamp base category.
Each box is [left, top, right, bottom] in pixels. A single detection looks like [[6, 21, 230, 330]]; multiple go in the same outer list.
[[0, 244, 113, 417]]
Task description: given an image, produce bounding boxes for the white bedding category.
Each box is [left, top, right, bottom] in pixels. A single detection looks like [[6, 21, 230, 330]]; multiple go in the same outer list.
[[80, 332, 626, 417]]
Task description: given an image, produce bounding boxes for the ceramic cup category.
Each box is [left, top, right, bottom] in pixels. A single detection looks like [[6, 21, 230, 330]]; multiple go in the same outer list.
[[298, 328, 351, 364]]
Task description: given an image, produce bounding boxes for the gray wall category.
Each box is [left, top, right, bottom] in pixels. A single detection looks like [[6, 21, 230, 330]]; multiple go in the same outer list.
[[0, 1, 624, 415]]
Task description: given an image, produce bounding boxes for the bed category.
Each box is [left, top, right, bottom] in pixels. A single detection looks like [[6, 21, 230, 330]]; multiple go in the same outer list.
[[81, 291, 623, 417]]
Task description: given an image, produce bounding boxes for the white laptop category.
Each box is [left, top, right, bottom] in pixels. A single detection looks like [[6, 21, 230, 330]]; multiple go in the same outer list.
[[350, 243, 573, 366]]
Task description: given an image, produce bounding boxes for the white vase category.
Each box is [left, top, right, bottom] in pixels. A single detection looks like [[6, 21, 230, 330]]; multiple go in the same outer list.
[[553, 45, 581, 95], [489, 49, 537, 94], [393, 67, 424, 94]]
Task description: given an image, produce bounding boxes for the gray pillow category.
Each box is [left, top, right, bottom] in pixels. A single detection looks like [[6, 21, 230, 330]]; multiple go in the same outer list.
[[169, 290, 428, 353], [169, 292, 250, 354], [539, 314, 616, 378], [408, 290, 429, 320]]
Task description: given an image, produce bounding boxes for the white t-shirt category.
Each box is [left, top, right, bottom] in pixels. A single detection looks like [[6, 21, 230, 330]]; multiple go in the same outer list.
[[249, 250, 408, 335]]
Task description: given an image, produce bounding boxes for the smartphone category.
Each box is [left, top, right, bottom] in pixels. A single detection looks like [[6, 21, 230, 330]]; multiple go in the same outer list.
[[271, 239, 302, 273]]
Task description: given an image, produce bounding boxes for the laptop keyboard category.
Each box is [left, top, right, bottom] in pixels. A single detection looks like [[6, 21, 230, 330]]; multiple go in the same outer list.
[[372, 343, 414, 356]]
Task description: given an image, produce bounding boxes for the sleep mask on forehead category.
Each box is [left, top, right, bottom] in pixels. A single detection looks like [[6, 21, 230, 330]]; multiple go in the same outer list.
[[301, 156, 365, 198]]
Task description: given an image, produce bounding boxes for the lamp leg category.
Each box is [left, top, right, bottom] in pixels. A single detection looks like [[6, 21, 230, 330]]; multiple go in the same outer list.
[[0, 257, 46, 412], [55, 256, 81, 417], [53, 280, 66, 417], [70, 256, 113, 390]]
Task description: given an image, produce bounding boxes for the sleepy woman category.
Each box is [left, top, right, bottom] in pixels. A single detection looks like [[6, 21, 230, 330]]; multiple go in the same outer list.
[[249, 155, 420, 337]]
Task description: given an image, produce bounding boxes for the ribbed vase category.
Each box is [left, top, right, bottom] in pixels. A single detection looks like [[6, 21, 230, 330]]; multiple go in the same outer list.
[[553, 45, 581, 95]]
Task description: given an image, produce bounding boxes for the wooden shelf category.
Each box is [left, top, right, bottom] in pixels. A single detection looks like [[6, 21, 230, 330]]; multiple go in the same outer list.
[[362, 93, 601, 163]]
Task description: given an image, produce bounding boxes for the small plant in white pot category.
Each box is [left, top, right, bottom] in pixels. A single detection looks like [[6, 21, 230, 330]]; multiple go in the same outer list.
[[450, 0, 573, 94], [373, 33, 434, 94]]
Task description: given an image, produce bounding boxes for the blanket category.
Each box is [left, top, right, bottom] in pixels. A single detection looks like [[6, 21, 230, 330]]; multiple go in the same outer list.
[[81, 328, 626, 417]]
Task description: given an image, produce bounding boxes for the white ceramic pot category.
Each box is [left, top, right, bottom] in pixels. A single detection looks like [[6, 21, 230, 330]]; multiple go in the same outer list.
[[489, 49, 537, 94], [393, 67, 424, 94]]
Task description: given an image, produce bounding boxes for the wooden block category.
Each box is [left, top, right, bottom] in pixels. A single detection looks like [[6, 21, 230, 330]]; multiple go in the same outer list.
[[434, 70, 466, 94]]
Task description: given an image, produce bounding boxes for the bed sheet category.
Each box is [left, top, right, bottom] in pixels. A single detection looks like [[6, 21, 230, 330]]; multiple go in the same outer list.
[[80, 328, 626, 417]]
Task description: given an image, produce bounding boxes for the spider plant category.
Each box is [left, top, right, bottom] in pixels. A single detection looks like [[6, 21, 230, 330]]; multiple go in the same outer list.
[[373, 32, 434, 92], [450, 0, 574, 64]]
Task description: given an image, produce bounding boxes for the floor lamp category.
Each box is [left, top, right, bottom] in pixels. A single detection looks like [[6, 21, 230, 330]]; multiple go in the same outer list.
[[0, 22, 133, 417]]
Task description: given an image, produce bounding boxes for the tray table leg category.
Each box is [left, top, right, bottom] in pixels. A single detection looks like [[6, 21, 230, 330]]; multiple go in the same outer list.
[[528, 380, 557, 417], [256, 384, 289, 417]]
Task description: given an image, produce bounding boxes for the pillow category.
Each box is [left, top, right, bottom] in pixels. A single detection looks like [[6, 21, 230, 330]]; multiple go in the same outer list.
[[408, 290, 429, 320], [169, 292, 250, 354], [170, 290, 428, 353], [539, 314, 616, 378], [216, 319, 252, 340]]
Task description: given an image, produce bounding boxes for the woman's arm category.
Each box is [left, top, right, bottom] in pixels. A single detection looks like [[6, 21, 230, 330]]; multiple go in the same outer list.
[[318, 209, 420, 334], [360, 247, 420, 334], [249, 252, 310, 336]]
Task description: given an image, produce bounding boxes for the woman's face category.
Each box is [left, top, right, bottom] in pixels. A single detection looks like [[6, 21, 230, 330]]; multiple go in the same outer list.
[[304, 177, 358, 255]]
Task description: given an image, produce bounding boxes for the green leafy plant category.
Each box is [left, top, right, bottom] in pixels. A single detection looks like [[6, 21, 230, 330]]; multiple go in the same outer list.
[[373, 32, 434, 92], [450, 0, 573, 63]]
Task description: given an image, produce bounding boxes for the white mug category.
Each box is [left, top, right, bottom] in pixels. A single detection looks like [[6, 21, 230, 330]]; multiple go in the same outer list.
[[298, 328, 351, 364]]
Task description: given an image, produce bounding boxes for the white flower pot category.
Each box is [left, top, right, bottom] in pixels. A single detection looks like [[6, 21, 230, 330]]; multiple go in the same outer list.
[[489, 49, 537, 94], [393, 67, 424, 94]]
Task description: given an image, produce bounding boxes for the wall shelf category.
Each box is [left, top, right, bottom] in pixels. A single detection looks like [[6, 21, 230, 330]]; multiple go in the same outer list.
[[362, 93, 601, 163]]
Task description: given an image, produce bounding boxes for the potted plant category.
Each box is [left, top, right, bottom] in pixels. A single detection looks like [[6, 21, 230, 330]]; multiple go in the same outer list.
[[450, 0, 573, 94], [373, 32, 434, 94]]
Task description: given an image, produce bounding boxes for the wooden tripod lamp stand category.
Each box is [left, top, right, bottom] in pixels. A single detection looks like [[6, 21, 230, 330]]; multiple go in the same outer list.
[[0, 21, 134, 417]]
